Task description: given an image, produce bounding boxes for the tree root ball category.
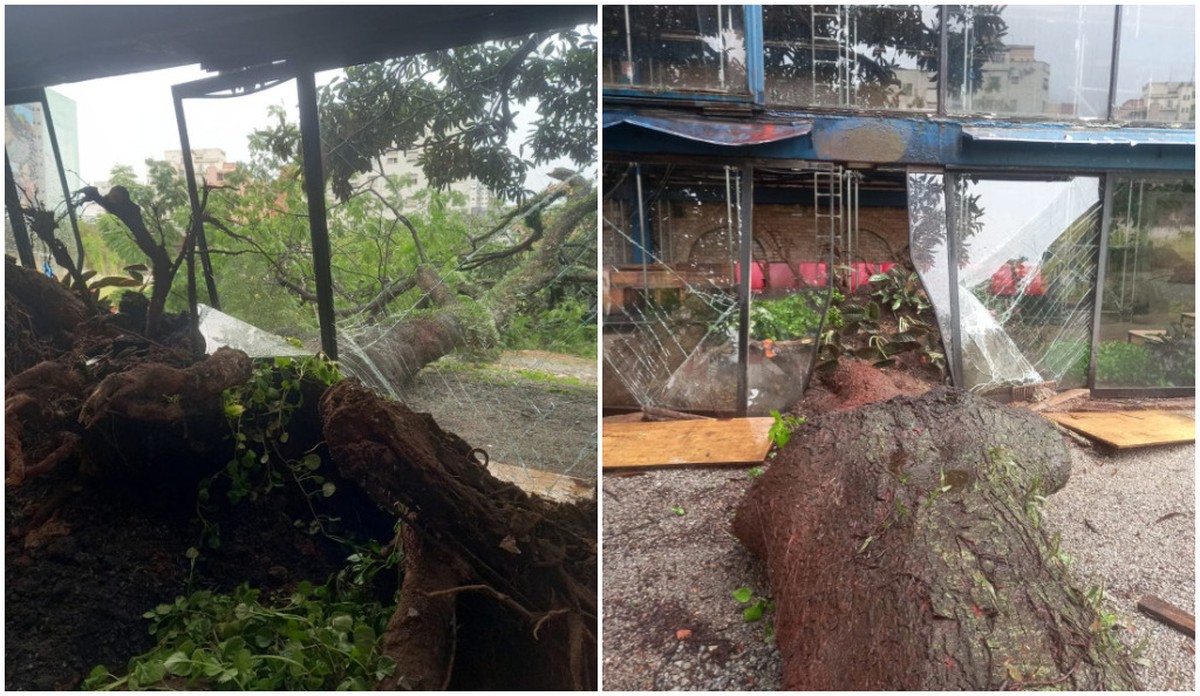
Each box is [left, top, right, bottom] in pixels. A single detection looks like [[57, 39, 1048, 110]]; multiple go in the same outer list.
[[732, 387, 1137, 690]]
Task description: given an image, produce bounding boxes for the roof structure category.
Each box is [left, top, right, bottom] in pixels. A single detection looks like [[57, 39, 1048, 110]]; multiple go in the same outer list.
[[6, 5, 594, 90]]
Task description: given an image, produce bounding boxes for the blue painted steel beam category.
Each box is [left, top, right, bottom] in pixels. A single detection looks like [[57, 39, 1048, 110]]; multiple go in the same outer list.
[[604, 112, 1195, 173], [744, 5, 764, 106]]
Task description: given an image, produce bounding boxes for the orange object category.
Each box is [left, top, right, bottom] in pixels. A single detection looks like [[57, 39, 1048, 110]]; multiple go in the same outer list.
[[762, 339, 776, 359], [675, 629, 692, 640]]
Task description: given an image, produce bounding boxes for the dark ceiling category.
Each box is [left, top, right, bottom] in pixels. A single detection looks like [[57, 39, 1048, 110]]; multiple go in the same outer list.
[[5, 5, 595, 93]]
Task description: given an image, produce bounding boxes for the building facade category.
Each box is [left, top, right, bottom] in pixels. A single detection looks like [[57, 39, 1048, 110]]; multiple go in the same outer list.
[[602, 4, 1195, 416]]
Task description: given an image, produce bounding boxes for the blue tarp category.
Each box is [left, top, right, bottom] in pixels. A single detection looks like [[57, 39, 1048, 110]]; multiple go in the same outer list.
[[603, 111, 812, 146]]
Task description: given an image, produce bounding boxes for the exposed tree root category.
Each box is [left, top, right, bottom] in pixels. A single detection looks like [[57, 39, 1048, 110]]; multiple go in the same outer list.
[[320, 379, 597, 690]]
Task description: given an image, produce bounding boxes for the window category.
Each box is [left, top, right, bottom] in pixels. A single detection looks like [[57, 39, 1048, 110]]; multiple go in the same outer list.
[[1095, 178, 1195, 389], [1114, 6, 1195, 125], [763, 5, 939, 111], [946, 5, 1114, 119], [386, 156, 399, 164], [602, 5, 748, 95]]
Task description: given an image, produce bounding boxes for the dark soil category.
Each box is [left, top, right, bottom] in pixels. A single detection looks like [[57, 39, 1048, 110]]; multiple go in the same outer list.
[[4, 464, 354, 690], [6, 352, 594, 691]]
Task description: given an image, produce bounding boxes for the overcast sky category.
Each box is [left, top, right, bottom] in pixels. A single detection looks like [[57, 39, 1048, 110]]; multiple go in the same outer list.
[[53, 64, 301, 185]]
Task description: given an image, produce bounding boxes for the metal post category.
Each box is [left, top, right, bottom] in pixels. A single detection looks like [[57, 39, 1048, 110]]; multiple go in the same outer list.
[[4, 150, 36, 268], [938, 5, 949, 116], [744, 4, 765, 105], [1088, 173, 1115, 389], [635, 164, 649, 294], [296, 67, 339, 360], [1107, 6, 1122, 122], [944, 172, 964, 388], [172, 88, 221, 311], [735, 164, 753, 417], [38, 89, 85, 271]]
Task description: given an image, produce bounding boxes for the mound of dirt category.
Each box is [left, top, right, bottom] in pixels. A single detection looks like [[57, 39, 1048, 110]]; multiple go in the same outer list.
[[795, 358, 934, 414]]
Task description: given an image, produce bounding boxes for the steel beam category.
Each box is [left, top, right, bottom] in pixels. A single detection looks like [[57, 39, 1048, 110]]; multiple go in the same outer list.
[[296, 68, 339, 360]]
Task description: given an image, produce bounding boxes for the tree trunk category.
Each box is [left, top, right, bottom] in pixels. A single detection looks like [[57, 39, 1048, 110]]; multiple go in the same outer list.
[[335, 188, 596, 390], [732, 387, 1138, 690], [320, 379, 596, 690]]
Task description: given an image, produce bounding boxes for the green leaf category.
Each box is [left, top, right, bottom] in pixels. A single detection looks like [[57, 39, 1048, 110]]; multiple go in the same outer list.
[[322, 482, 337, 497], [301, 454, 322, 471], [743, 602, 765, 622], [163, 651, 192, 677], [732, 587, 753, 604]]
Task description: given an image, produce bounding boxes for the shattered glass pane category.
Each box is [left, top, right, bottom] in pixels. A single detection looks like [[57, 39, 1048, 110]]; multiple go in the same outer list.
[[5, 100, 78, 272], [953, 176, 1101, 392], [602, 5, 748, 94], [170, 55, 598, 489], [946, 5, 1114, 120], [745, 166, 838, 415], [603, 162, 743, 415], [907, 172, 957, 376], [764, 5, 940, 111], [1097, 177, 1195, 388]]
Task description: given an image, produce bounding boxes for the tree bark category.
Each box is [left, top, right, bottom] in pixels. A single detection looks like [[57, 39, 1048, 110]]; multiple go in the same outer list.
[[320, 379, 596, 690], [732, 387, 1138, 690], [339, 188, 596, 388]]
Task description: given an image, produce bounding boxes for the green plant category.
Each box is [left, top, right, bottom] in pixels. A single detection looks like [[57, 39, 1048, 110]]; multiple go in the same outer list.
[[767, 410, 806, 449], [732, 587, 775, 625], [869, 268, 931, 315], [748, 292, 825, 342], [1083, 583, 1126, 651], [199, 355, 344, 549], [82, 581, 396, 690], [747, 466, 765, 478], [670, 505, 686, 517]]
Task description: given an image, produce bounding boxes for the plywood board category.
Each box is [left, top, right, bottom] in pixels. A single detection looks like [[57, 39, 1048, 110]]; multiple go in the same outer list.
[[603, 417, 775, 469], [1044, 410, 1195, 449], [489, 461, 592, 503]]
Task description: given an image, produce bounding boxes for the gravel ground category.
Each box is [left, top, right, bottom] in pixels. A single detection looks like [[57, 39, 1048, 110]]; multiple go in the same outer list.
[[1042, 442, 1196, 691], [602, 466, 781, 691], [601, 438, 1195, 691]]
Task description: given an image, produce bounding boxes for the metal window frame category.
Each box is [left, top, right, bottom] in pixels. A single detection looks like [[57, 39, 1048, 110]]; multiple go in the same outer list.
[[602, 5, 762, 105], [4, 86, 86, 272], [170, 61, 339, 360], [1090, 170, 1196, 398], [608, 4, 1149, 126]]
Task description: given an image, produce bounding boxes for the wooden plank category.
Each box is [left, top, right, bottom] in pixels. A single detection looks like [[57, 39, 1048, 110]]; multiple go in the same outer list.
[[1127, 329, 1167, 345], [488, 461, 592, 503], [1137, 595, 1195, 638], [1044, 410, 1195, 449], [1027, 388, 1090, 413], [603, 417, 775, 469]]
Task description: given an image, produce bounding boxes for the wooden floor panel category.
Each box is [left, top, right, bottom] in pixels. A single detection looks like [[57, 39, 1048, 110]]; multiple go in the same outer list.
[[1044, 410, 1195, 449], [602, 417, 775, 468]]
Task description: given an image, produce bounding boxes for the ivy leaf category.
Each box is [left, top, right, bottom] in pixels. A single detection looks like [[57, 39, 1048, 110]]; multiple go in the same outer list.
[[732, 587, 753, 604]]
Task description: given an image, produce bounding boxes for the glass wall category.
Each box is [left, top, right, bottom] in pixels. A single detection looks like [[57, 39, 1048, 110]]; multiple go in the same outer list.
[[763, 5, 939, 111], [601, 5, 748, 95], [946, 5, 1115, 119], [946, 176, 1102, 392], [602, 162, 744, 414], [1114, 6, 1196, 125], [907, 172, 956, 377], [744, 167, 839, 415], [1095, 178, 1195, 389]]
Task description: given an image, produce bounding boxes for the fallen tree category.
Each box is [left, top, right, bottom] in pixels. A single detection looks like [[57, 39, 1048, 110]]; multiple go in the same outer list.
[[5, 230, 596, 689], [732, 387, 1138, 690]]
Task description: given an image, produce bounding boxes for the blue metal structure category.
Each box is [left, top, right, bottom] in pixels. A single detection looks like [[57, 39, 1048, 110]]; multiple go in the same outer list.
[[604, 4, 1195, 409]]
